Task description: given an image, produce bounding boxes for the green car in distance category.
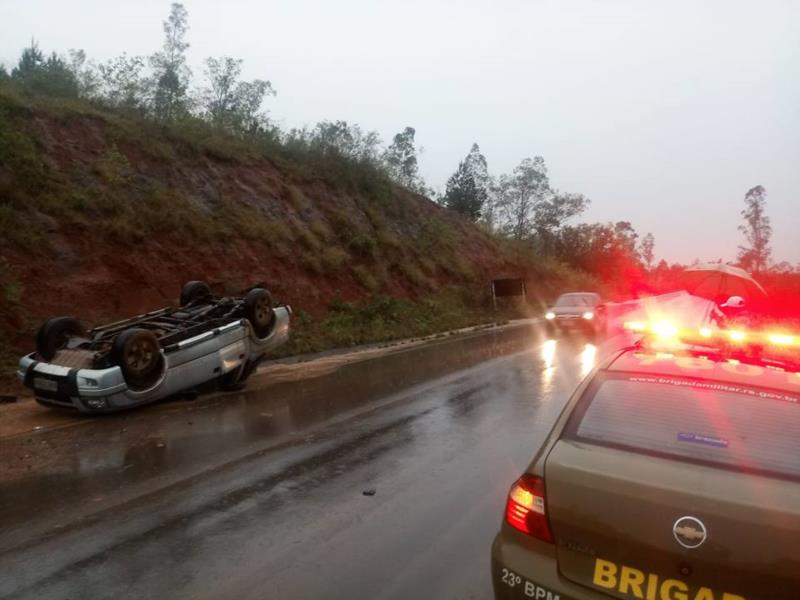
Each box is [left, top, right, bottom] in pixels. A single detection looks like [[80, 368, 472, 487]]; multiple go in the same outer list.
[[491, 323, 800, 600]]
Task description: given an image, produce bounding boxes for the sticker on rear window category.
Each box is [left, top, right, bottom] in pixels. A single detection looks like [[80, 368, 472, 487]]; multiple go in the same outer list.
[[677, 432, 729, 448], [627, 375, 800, 405]]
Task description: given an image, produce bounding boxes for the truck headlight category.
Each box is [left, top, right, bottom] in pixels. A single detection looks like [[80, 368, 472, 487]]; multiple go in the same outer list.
[[545, 312, 555, 320]]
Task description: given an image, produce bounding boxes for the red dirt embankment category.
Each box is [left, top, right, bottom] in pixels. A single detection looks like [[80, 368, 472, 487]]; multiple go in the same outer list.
[[1, 89, 569, 384]]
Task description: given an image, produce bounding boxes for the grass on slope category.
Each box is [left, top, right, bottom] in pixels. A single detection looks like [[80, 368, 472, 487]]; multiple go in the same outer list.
[[0, 85, 601, 392]]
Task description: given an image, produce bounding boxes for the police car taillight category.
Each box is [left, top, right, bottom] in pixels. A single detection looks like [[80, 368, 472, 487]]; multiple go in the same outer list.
[[504, 474, 553, 542]]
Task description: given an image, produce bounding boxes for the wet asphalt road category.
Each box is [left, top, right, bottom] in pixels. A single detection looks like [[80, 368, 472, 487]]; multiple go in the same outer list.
[[0, 331, 604, 600]]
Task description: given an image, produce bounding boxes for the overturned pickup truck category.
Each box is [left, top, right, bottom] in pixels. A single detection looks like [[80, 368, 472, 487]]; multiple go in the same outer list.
[[18, 281, 291, 413]]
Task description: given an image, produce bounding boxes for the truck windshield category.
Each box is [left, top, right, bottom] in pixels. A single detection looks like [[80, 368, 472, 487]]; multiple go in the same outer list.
[[555, 294, 595, 307], [569, 374, 800, 479]]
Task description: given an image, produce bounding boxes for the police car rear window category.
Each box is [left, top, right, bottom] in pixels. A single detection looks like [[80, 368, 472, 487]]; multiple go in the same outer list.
[[571, 374, 800, 479]]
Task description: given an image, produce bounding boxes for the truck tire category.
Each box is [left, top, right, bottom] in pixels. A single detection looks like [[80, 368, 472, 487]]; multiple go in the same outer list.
[[244, 288, 274, 337], [112, 329, 164, 389], [35, 317, 85, 361], [180, 280, 211, 307]]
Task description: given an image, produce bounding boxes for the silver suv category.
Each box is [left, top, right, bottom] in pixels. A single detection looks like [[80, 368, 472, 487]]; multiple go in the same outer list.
[[18, 281, 291, 413]]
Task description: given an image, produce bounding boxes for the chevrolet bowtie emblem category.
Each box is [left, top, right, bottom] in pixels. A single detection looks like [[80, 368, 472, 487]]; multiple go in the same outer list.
[[673, 516, 708, 549], [674, 525, 704, 540]]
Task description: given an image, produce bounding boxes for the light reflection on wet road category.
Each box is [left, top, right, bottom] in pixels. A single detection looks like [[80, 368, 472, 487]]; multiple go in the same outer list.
[[0, 332, 606, 600]]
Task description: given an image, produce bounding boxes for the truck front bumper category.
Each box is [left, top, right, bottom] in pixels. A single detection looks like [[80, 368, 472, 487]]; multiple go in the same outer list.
[[18, 354, 129, 412]]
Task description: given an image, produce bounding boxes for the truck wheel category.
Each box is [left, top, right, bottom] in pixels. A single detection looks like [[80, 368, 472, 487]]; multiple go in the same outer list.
[[244, 288, 274, 337], [180, 281, 211, 307], [112, 329, 164, 389], [35, 317, 85, 361]]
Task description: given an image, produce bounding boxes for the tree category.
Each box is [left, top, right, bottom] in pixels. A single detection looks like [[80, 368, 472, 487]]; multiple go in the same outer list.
[[150, 3, 191, 121], [771, 261, 796, 274], [233, 79, 274, 134], [459, 143, 497, 229], [0, 64, 9, 83], [11, 42, 79, 97], [737, 185, 771, 273], [202, 56, 242, 128], [640, 232, 655, 269], [11, 41, 44, 80], [463, 143, 489, 194], [67, 49, 99, 98], [200, 57, 277, 134], [383, 126, 429, 194], [496, 156, 550, 239], [532, 191, 589, 254], [554, 221, 641, 282], [443, 160, 485, 220], [302, 120, 381, 162], [442, 143, 489, 221], [41, 52, 79, 97], [97, 54, 148, 110]]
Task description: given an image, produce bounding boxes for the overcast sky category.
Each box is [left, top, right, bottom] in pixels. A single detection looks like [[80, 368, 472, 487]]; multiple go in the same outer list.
[[2, 0, 798, 264]]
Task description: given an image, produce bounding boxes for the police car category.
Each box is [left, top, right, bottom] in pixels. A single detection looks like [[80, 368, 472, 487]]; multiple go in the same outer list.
[[491, 319, 800, 600]]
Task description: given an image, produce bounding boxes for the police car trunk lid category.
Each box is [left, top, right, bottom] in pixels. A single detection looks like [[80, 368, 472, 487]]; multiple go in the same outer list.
[[543, 372, 800, 600]]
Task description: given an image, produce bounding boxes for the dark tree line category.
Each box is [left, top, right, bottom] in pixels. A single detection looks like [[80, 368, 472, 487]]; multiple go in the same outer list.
[[437, 143, 652, 278]]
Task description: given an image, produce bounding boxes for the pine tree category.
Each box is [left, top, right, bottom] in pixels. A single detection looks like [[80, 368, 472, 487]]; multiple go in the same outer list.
[[443, 150, 487, 221]]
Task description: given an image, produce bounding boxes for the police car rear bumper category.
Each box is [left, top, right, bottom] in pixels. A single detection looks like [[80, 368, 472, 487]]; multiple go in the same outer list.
[[491, 526, 603, 600]]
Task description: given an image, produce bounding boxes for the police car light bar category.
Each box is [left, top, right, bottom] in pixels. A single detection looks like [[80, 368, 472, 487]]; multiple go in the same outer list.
[[623, 320, 800, 351]]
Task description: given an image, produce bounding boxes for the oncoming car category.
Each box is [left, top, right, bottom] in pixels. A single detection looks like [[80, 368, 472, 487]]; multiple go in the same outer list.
[[17, 281, 291, 413], [492, 320, 800, 600], [545, 293, 606, 337]]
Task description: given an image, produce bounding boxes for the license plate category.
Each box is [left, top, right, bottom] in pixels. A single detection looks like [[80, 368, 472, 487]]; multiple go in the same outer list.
[[33, 377, 59, 392], [500, 568, 567, 599]]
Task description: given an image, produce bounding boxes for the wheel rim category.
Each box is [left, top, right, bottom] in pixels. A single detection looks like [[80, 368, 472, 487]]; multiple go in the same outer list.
[[126, 339, 156, 374], [255, 295, 271, 325]]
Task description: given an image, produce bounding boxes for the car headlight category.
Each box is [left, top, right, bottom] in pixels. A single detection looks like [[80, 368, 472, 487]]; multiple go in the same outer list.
[[545, 312, 555, 320], [79, 377, 99, 387], [582, 312, 594, 320]]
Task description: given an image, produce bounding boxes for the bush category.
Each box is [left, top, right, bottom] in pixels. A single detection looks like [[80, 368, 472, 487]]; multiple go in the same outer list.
[[0, 108, 45, 189], [0, 258, 21, 310], [347, 234, 378, 259], [396, 261, 431, 289], [277, 288, 508, 356], [319, 247, 349, 272], [353, 265, 382, 292], [93, 145, 130, 185]]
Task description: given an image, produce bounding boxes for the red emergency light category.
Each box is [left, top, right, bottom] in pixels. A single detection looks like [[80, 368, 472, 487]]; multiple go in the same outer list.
[[623, 319, 800, 368]]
